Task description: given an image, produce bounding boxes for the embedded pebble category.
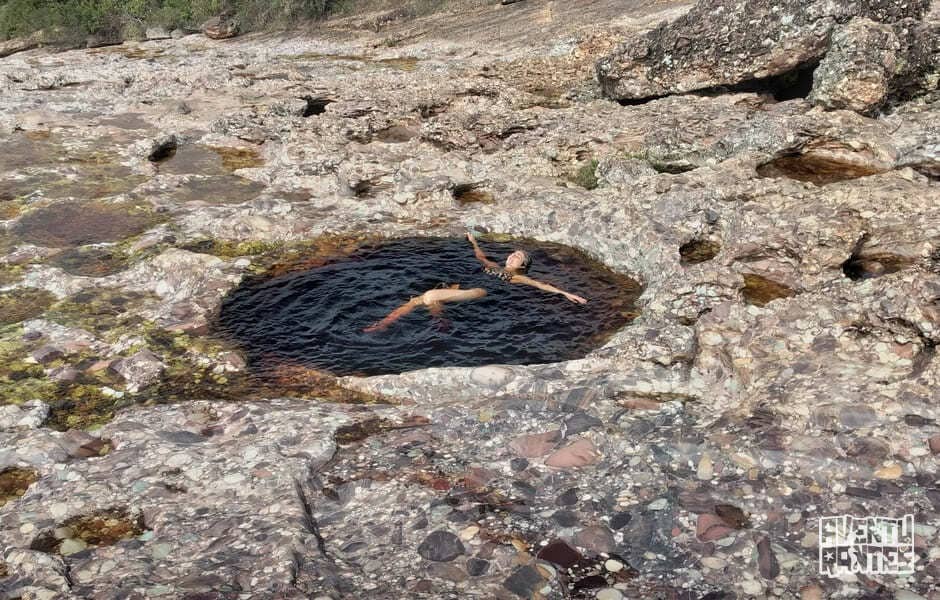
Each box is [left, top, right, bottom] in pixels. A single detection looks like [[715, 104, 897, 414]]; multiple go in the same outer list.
[[417, 531, 465, 563], [874, 463, 903, 479], [604, 559, 624, 572]]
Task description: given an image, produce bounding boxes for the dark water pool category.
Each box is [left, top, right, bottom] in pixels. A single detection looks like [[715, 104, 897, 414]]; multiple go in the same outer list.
[[216, 237, 641, 377]]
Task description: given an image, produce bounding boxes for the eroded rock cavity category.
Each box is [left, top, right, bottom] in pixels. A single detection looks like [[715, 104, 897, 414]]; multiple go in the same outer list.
[[216, 237, 641, 377]]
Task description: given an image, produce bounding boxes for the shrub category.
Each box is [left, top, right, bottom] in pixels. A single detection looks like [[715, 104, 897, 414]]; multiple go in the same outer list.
[[570, 159, 599, 190], [0, 0, 456, 43], [0, 0, 224, 42]]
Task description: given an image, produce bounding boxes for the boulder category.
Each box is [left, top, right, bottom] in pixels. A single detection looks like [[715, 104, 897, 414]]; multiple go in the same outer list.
[[85, 30, 123, 49], [596, 0, 931, 102], [202, 15, 239, 40], [808, 18, 900, 113], [145, 27, 172, 41], [0, 30, 44, 59], [810, 17, 939, 113]]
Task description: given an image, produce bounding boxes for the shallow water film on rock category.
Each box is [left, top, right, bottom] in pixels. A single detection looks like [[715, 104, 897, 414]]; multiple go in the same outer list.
[[1, 0, 940, 598]]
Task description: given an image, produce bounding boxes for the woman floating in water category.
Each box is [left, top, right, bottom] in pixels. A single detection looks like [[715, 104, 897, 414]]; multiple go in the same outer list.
[[363, 232, 587, 332]]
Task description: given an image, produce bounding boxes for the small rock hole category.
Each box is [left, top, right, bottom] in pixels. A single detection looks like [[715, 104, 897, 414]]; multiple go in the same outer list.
[[740, 273, 796, 307], [30, 507, 147, 555], [842, 254, 915, 280], [351, 178, 389, 198], [303, 96, 334, 117], [0, 467, 39, 507], [452, 183, 494, 205], [757, 153, 883, 186], [699, 60, 820, 101], [759, 61, 819, 101], [147, 138, 177, 163], [842, 234, 917, 280], [679, 238, 721, 265]]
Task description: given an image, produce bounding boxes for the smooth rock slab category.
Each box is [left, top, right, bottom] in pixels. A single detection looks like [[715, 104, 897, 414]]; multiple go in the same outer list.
[[417, 530, 465, 562], [573, 525, 616, 554]]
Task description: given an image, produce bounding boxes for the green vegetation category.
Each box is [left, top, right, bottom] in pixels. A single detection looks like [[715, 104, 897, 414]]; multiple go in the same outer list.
[[570, 159, 599, 190], [0, 0, 222, 42], [0, 0, 455, 43]]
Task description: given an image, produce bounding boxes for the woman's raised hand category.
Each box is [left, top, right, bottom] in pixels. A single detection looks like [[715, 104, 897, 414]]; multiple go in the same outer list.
[[565, 292, 588, 304]]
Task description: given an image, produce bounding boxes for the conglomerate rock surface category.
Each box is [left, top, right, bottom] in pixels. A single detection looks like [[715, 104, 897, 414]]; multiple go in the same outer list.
[[596, 0, 939, 110], [1, 0, 939, 598]]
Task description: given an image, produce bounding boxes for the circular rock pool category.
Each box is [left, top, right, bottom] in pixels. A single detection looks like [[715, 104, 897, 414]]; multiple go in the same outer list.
[[216, 237, 641, 377]]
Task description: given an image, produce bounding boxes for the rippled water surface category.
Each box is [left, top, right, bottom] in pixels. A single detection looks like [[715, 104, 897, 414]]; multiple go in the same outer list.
[[216, 237, 641, 377]]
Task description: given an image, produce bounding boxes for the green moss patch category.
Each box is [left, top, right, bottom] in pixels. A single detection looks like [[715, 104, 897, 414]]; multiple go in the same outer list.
[[48, 247, 133, 277], [45, 384, 121, 432], [0, 288, 56, 326], [569, 159, 599, 190], [45, 289, 153, 337], [179, 238, 283, 260]]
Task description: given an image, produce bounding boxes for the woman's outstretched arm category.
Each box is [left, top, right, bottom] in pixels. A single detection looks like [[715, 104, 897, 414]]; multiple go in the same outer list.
[[466, 232, 499, 269], [510, 274, 588, 304]]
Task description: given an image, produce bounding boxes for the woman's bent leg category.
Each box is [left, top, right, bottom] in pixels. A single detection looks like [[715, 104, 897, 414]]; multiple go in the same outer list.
[[363, 296, 422, 332], [364, 288, 486, 333]]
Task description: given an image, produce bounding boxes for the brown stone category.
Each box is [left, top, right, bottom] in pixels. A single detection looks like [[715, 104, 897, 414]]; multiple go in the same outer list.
[[756, 536, 780, 579], [509, 430, 561, 458], [536, 539, 582, 569], [0, 30, 44, 59], [928, 435, 940, 455], [714, 504, 750, 529], [545, 439, 600, 468], [60, 431, 111, 458], [202, 16, 239, 40], [572, 525, 616, 554], [696, 514, 735, 542]]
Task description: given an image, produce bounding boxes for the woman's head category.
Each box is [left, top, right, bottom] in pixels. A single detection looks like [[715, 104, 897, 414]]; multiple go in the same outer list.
[[505, 249, 531, 273]]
